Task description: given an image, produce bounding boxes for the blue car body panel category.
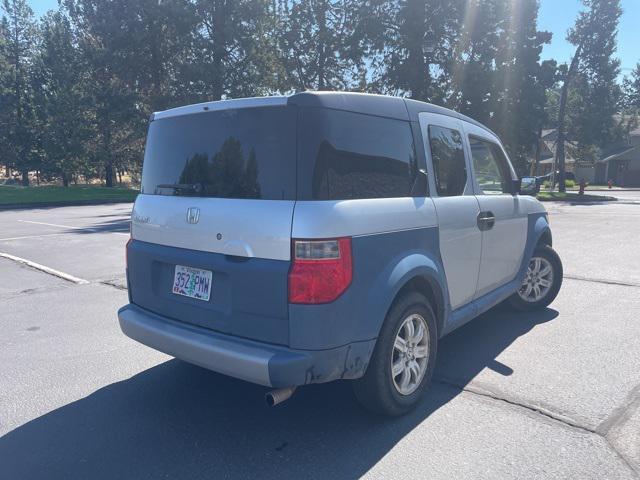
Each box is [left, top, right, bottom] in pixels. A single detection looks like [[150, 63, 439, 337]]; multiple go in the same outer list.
[[127, 240, 290, 346], [289, 226, 447, 350]]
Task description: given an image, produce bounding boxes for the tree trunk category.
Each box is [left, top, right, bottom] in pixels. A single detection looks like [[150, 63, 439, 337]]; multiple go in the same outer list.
[[531, 128, 542, 176], [62, 171, 69, 187], [21, 170, 29, 187], [556, 42, 583, 193], [210, 0, 227, 101], [105, 162, 114, 187], [405, 0, 429, 101], [317, 1, 327, 89], [98, 100, 114, 187]]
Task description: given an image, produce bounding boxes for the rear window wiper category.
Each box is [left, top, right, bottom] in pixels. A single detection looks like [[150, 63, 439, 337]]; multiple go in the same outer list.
[[156, 183, 203, 193]]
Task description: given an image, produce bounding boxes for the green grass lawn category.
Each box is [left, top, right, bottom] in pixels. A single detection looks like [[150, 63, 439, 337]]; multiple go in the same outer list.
[[536, 191, 616, 202], [0, 185, 139, 205]]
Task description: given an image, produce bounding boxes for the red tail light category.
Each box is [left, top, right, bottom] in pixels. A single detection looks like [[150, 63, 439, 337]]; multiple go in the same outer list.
[[288, 237, 353, 304]]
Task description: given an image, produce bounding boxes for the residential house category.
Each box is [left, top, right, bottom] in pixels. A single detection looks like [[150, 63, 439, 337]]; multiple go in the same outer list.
[[532, 125, 640, 186]]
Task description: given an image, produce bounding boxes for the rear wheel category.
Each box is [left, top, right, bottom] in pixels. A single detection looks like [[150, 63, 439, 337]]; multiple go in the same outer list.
[[508, 245, 563, 311], [353, 292, 437, 416]]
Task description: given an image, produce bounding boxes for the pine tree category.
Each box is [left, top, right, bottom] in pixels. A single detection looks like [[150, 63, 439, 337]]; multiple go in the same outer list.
[[0, 17, 10, 177], [190, 0, 280, 100], [567, 0, 623, 148], [363, 0, 461, 101], [64, 0, 141, 187], [491, 0, 553, 173], [278, 0, 364, 91], [1, 0, 39, 186], [623, 63, 640, 112], [35, 9, 89, 186], [450, 0, 502, 124]]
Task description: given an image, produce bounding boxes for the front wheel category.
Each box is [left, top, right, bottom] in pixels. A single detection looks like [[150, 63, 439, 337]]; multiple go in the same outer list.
[[352, 292, 438, 416], [508, 245, 563, 311]]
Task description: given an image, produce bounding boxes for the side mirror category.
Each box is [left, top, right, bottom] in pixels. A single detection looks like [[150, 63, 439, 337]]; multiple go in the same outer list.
[[411, 170, 429, 197], [518, 176, 539, 196]]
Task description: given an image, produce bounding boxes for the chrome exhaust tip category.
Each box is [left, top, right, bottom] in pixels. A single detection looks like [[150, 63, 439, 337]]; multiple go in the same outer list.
[[265, 386, 297, 407]]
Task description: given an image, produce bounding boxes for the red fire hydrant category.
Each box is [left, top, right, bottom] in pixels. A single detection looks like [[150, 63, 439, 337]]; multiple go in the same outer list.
[[608, 179, 613, 189], [579, 179, 587, 195]]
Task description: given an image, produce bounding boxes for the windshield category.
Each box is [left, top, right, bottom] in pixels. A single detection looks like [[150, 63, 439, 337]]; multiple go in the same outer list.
[[141, 106, 297, 200]]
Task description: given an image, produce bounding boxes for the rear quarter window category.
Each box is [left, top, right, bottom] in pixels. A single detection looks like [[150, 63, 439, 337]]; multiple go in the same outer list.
[[297, 108, 417, 200]]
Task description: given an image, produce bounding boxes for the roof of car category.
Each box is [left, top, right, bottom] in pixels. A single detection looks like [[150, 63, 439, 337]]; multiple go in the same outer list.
[[152, 91, 496, 137]]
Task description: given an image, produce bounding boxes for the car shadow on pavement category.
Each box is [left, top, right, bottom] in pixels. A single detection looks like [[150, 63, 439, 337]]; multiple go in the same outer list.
[[61, 217, 131, 235], [0, 307, 557, 480]]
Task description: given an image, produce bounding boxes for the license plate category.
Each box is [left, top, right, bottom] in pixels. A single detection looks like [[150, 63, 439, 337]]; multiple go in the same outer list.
[[172, 265, 212, 301]]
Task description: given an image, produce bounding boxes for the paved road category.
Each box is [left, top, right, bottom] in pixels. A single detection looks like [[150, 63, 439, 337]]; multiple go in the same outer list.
[[0, 201, 639, 479]]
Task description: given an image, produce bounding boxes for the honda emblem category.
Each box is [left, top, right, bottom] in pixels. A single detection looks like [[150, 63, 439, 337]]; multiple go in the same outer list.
[[186, 207, 200, 224]]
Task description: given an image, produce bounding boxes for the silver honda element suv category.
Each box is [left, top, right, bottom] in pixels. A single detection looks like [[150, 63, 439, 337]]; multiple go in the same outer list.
[[119, 92, 562, 416]]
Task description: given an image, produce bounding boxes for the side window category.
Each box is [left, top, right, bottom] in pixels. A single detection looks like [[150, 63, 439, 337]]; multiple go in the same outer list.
[[428, 125, 467, 197], [298, 108, 417, 200], [468, 136, 512, 194]]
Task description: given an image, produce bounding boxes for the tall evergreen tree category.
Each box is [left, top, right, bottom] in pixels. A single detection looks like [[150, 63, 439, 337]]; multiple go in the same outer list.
[[1, 0, 39, 185], [0, 17, 10, 177], [363, 0, 461, 101], [450, 0, 502, 124], [35, 9, 89, 186], [622, 63, 640, 112], [491, 0, 553, 173], [279, 0, 364, 91], [64, 0, 141, 187], [190, 0, 279, 100], [567, 0, 623, 148]]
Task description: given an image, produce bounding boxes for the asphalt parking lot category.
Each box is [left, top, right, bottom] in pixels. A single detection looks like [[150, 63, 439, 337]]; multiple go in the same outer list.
[[1, 199, 639, 479]]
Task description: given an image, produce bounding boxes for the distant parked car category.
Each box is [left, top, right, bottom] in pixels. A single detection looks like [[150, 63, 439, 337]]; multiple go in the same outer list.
[[119, 92, 563, 416]]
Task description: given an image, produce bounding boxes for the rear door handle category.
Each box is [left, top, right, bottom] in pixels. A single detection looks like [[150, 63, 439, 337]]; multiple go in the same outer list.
[[477, 211, 495, 231]]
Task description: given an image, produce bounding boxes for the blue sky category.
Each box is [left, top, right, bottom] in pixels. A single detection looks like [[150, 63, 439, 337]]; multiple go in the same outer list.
[[27, 0, 640, 74]]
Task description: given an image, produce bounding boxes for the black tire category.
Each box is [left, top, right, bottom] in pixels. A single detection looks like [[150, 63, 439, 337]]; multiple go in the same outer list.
[[353, 292, 438, 416], [508, 245, 563, 311]]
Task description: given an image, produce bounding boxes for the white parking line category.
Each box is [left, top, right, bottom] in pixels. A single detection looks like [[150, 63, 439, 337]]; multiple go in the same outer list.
[[0, 233, 70, 242], [17, 219, 130, 236], [0, 252, 89, 284]]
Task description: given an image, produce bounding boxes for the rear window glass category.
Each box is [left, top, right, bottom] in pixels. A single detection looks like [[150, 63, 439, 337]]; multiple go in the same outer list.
[[141, 106, 296, 200], [297, 108, 417, 200]]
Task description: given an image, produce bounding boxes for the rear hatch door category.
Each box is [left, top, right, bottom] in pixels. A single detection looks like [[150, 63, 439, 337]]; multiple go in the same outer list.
[[128, 104, 296, 345]]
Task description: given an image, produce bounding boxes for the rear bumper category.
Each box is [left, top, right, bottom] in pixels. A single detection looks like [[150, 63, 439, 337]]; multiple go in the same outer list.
[[118, 304, 375, 388]]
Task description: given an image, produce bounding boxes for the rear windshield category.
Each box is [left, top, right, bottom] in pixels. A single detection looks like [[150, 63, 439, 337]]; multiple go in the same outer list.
[[141, 106, 296, 200]]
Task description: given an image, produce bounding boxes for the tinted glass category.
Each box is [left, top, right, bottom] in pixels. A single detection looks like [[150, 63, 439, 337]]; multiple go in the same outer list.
[[141, 106, 296, 200], [297, 108, 417, 200], [428, 125, 467, 196], [469, 136, 512, 194]]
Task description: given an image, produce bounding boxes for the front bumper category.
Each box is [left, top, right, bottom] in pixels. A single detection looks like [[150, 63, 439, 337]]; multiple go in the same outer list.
[[118, 304, 376, 388]]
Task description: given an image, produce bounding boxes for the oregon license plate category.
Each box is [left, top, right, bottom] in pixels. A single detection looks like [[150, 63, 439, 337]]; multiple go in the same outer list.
[[172, 265, 212, 301]]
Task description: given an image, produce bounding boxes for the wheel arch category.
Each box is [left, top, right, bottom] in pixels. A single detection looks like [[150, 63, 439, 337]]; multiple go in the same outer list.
[[370, 253, 449, 341], [537, 227, 552, 248], [394, 275, 446, 338], [517, 213, 553, 281]]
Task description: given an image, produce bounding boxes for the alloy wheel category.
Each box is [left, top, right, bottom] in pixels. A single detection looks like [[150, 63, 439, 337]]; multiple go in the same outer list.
[[391, 313, 430, 395]]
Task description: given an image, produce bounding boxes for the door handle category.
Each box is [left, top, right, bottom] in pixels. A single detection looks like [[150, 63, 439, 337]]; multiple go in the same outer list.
[[477, 211, 495, 231]]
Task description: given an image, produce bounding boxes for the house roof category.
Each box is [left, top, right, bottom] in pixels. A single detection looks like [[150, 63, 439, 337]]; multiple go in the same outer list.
[[598, 146, 637, 163]]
